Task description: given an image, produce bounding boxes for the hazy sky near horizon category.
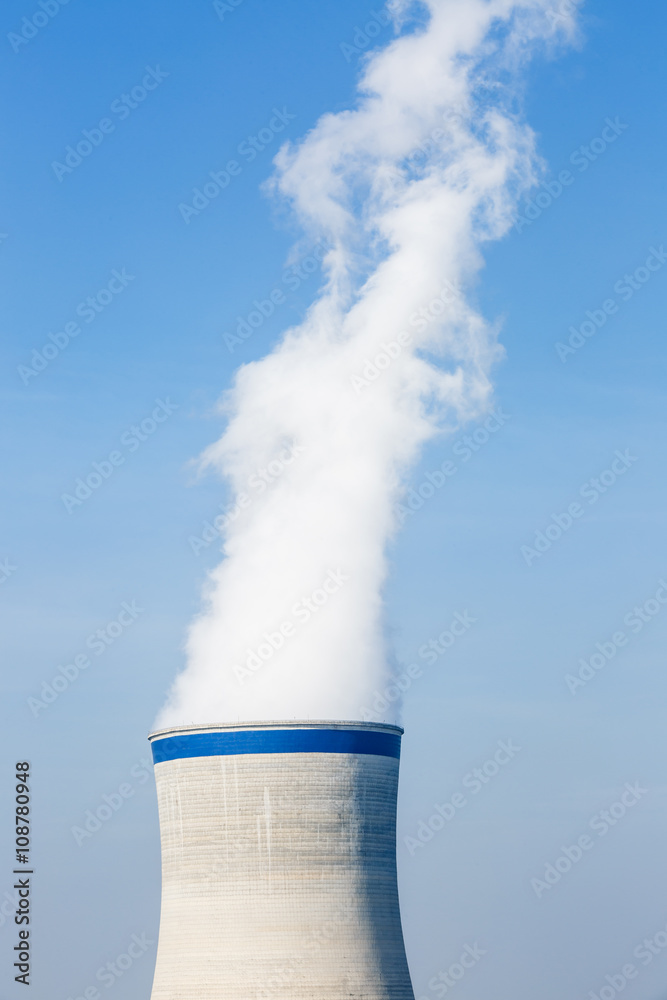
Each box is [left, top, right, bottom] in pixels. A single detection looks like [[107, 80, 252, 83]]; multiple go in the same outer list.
[[2, 1, 667, 999]]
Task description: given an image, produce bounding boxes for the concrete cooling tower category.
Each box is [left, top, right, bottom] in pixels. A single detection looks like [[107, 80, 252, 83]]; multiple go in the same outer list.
[[148, 719, 415, 1000]]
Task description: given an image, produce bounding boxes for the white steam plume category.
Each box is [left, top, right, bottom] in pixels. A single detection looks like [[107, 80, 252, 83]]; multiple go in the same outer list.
[[157, 0, 577, 728]]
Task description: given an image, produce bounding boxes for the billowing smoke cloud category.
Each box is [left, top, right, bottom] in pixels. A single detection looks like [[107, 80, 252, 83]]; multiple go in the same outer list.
[[157, 0, 577, 728]]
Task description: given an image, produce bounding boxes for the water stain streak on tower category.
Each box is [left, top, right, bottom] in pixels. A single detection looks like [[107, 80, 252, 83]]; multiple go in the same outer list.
[[148, 720, 414, 999]]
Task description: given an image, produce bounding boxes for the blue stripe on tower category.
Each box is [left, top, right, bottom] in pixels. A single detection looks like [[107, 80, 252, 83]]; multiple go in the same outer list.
[[151, 728, 401, 764]]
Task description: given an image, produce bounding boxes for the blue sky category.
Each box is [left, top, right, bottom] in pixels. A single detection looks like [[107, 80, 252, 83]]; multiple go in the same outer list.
[[1, 1, 667, 998]]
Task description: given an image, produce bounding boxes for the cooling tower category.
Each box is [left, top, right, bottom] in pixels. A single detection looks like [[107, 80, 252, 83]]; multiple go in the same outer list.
[[148, 719, 415, 1000]]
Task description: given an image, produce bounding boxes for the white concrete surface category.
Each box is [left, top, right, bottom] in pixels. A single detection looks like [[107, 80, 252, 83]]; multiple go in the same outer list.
[[148, 721, 415, 1000]]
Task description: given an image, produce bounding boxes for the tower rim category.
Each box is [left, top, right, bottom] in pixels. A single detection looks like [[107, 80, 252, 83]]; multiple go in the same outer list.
[[148, 719, 404, 741]]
